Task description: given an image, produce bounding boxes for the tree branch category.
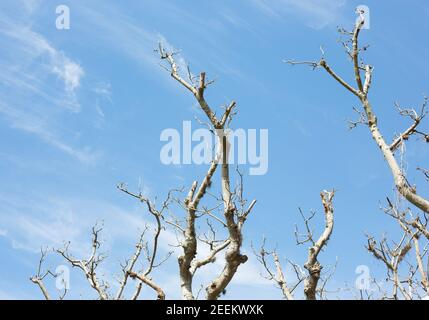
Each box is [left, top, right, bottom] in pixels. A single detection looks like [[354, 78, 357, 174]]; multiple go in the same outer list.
[[303, 190, 335, 300]]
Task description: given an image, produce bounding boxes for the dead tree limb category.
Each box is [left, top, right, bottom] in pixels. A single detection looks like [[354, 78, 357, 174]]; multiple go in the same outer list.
[[254, 242, 296, 300], [383, 199, 429, 296], [365, 233, 413, 300], [157, 43, 255, 300], [286, 15, 429, 214], [255, 190, 335, 300], [56, 225, 109, 300], [303, 190, 335, 300], [30, 248, 55, 300], [117, 185, 174, 300]]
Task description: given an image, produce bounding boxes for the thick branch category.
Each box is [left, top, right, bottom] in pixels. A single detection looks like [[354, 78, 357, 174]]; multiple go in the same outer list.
[[272, 253, 294, 300], [303, 191, 335, 300], [190, 239, 231, 275], [352, 19, 365, 92], [205, 199, 256, 300], [319, 59, 361, 97], [128, 271, 165, 300], [412, 235, 429, 295]]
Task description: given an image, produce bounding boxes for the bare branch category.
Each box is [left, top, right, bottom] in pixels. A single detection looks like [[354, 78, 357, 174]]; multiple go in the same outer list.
[[205, 186, 256, 300], [390, 97, 428, 152], [115, 228, 147, 300], [117, 184, 174, 300], [56, 225, 109, 300], [285, 58, 361, 97], [30, 248, 53, 300], [351, 18, 365, 92], [190, 239, 231, 275], [156, 44, 255, 300], [303, 190, 335, 300], [294, 208, 316, 246], [412, 234, 429, 295], [348, 106, 368, 130], [287, 11, 429, 214], [417, 167, 429, 181], [253, 241, 294, 300], [128, 271, 165, 300], [365, 231, 413, 300]]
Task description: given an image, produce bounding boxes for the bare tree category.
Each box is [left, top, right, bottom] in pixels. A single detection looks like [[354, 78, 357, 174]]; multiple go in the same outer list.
[[286, 11, 429, 300], [285, 13, 429, 214], [31, 10, 429, 301], [31, 43, 256, 300], [156, 44, 256, 300], [255, 190, 335, 300], [31, 191, 172, 301]]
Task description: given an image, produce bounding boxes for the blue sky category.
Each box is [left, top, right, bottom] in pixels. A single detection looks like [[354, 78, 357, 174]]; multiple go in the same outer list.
[[0, 0, 429, 299]]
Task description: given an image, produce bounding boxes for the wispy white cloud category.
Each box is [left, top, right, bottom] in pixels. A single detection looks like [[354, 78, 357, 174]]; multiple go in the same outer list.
[[0, 102, 99, 164], [252, 0, 348, 29], [74, 4, 159, 68], [0, 192, 147, 255], [93, 82, 112, 103], [53, 59, 84, 93], [0, 20, 84, 112], [0, 13, 101, 164], [21, 0, 41, 15], [92, 82, 113, 127]]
